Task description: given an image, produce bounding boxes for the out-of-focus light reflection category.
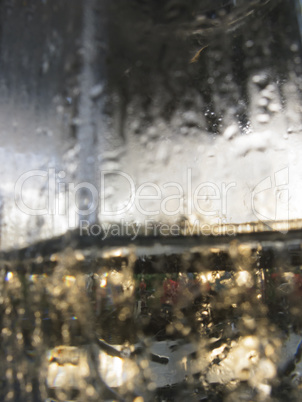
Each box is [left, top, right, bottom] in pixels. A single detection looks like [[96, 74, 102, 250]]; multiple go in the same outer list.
[[29, 274, 39, 283], [242, 335, 259, 349], [64, 275, 76, 287], [99, 350, 138, 388], [207, 272, 213, 281], [100, 273, 108, 288], [101, 354, 123, 385], [236, 270, 252, 287], [75, 251, 85, 261], [110, 270, 123, 286], [29, 273, 47, 283], [284, 272, 294, 282], [102, 247, 129, 258], [47, 346, 86, 389], [5, 272, 14, 282], [50, 254, 58, 262]]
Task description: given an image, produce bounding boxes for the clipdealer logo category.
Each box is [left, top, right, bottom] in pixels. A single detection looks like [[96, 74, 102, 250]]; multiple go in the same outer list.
[[14, 168, 236, 224], [251, 167, 289, 233], [13, 167, 290, 235]]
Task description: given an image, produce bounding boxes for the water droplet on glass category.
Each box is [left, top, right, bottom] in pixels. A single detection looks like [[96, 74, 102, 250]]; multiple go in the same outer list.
[[256, 114, 270, 124]]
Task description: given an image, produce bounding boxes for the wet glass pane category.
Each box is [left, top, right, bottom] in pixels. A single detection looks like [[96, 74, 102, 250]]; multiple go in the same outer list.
[[2, 235, 302, 401], [1, 1, 302, 401]]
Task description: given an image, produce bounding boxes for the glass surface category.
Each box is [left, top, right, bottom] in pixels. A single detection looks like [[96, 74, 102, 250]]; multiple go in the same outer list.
[[1, 0, 302, 248], [2, 233, 302, 401], [1, 1, 302, 401]]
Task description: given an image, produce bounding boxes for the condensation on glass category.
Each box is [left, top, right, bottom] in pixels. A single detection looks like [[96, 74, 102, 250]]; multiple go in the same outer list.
[[1, 1, 302, 401], [0, 0, 302, 248]]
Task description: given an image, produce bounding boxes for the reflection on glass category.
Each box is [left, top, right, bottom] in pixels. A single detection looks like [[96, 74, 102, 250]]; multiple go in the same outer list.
[[1, 237, 302, 400]]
